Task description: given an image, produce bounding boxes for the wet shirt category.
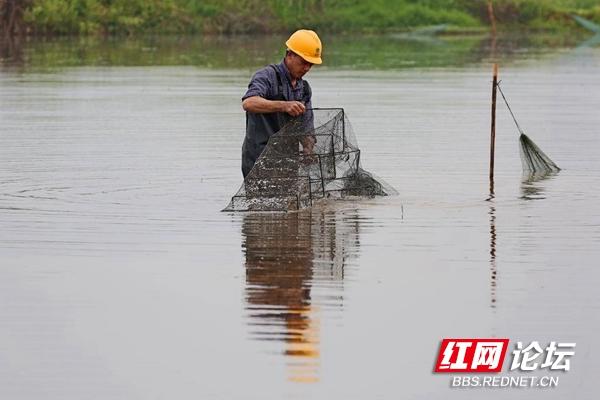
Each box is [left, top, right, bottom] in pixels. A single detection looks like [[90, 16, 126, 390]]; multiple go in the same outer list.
[[241, 60, 312, 177]]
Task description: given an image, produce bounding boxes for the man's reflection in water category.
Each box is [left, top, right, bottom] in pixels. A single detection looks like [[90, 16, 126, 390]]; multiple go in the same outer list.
[[242, 209, 360, 383]]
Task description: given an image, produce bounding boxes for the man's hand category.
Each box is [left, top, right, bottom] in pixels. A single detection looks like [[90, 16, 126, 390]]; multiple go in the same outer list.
[[282, 101, 306, 117]]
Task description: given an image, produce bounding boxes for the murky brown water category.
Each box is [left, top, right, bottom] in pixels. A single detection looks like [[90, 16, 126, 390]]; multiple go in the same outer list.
[[1, 34, 600, 399]]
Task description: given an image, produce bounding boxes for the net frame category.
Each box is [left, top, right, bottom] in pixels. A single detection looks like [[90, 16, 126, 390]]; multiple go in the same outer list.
[[224, 108, 395, 212]]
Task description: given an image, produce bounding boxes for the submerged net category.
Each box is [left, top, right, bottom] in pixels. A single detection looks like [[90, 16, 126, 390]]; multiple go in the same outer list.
[[224, 108, 396, 212], [519, 133, 560, 174], [497, 83, 560, 175]]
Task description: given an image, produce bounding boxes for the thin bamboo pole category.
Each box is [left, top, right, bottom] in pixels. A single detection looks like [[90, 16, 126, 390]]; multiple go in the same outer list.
[[490, 63, 498, 195]]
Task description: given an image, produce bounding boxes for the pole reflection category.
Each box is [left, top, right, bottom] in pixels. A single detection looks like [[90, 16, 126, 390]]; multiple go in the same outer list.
[[488, 202, 498, 309], [242, 208, 360, 383]]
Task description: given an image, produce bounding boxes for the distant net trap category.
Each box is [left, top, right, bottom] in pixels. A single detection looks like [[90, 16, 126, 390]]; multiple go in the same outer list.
[[224, 108, 396, 212], [497, 83, 561, 177]]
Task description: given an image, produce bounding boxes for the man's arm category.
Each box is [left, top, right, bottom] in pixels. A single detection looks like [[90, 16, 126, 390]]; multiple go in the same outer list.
[[299, 82, 316, 155], [242, 96, 306, 117]]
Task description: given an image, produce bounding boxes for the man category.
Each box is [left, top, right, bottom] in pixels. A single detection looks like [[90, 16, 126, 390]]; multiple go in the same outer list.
[[241, 29, 323, 178]]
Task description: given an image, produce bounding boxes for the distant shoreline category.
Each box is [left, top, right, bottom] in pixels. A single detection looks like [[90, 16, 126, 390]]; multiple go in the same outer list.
[[2, 0, 600, 37]]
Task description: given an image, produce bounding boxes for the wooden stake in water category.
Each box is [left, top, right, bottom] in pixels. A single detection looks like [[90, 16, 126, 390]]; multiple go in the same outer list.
[[489, 63, 498, 194]]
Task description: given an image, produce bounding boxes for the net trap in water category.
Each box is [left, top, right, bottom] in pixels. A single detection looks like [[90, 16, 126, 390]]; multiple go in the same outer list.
[[497, 83, 561, 176], [223, 108, 396, 212], [489, 64, 560, 195]]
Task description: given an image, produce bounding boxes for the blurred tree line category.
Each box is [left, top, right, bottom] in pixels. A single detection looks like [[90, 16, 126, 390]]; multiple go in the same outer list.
[[1, 0, 599, 37]]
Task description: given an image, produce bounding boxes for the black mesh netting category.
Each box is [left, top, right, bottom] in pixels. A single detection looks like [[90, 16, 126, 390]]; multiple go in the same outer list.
[[224, 108, 396, 212], [497, 83, 560, 177], [519, 133, 560, 175]]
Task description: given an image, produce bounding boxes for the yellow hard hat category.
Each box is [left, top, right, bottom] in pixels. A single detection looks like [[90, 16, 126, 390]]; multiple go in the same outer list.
[[285, 29, 323, 65]]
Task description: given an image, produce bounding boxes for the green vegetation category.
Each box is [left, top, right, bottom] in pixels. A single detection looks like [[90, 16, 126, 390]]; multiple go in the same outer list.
[[2, 0, 600, 36], [4, 31, 591, 72]]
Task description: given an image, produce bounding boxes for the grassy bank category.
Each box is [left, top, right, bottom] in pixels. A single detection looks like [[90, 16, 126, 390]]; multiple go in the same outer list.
[[3, 0, 600, 36]]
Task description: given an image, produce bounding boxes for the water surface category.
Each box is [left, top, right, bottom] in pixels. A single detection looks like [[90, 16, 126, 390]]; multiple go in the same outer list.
[[1, 34, 600, 399]]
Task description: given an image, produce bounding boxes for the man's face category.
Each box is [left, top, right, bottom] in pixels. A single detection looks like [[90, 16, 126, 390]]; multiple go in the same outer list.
[[286, 52, 313, 80]]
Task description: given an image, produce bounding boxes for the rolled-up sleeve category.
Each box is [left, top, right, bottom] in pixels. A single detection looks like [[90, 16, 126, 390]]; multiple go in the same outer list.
[[242, 68, 273, 101]]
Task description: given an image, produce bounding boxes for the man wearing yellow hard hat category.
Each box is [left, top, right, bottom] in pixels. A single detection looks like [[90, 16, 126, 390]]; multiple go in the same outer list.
[[241, 29, 323, 178]]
